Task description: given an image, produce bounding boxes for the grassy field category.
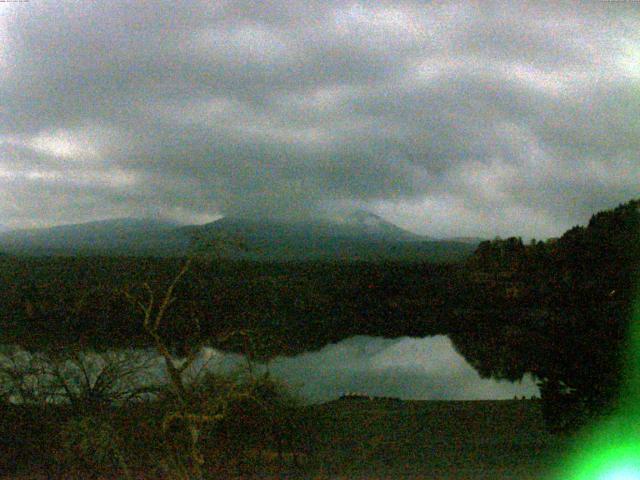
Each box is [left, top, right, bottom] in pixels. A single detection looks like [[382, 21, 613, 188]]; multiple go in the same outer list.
[[1, 399, 571, 479], [306, 398, 567, 480]]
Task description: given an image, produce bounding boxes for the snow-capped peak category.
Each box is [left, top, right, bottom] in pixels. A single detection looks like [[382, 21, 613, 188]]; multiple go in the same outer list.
[[344, 210, 385, 226]]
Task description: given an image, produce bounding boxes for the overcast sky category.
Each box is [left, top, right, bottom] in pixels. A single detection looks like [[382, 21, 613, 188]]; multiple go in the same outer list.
[[1, 1, 639, 237]]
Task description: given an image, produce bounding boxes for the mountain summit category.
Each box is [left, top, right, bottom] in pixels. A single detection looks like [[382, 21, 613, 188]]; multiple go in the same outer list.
[[332, 210, 425, 241]]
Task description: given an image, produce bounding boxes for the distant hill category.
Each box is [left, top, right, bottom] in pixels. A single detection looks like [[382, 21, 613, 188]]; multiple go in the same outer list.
[[0, 218, 182, 256], [0, 212, 476, 262]]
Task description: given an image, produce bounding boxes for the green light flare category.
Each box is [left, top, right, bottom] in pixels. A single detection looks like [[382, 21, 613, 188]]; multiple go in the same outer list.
[[556, 294, 640, 480], [601, 467, 640, 480], [558, 418, 640, 480], [622, 293, 640, 414]]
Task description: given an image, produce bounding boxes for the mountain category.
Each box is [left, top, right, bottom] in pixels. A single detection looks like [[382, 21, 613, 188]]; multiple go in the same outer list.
[[0, 212, 476, 262], [181, 211, 423, 245], [178, 212, 472, 262], [0, 218, 182, 256], [330, 210, 426, 241]]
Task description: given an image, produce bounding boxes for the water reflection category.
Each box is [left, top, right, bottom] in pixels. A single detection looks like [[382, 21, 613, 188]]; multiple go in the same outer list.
[[267, 335, 539, 402], [0, 335, 539, 405]]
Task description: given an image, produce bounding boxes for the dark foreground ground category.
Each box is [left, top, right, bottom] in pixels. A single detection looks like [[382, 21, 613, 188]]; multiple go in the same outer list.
[[1, 399, 570, 480], [309, 398, 566, 480]]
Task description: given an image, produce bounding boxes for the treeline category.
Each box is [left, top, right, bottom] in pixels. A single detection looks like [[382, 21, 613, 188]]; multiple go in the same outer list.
[[449, 199, 640, 429], [0, 257, 465, 356]]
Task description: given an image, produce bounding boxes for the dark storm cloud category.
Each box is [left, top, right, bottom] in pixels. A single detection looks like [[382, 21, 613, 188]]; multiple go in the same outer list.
[[1, 0, 638, 235]]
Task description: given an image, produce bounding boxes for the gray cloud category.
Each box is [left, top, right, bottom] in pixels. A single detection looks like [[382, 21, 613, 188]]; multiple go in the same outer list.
[[1, 0, 639, 235]]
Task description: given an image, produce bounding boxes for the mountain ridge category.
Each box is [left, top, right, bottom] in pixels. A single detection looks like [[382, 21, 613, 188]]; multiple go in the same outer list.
[[0, 213, 475, 262]]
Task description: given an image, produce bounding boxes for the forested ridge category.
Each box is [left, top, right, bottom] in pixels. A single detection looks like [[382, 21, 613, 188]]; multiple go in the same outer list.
[[0, 258, 464, 354], [450, 199, 640, 428]]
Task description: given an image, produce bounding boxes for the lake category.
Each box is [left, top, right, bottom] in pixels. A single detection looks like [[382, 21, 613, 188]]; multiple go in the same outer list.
[[0, 335, 538, 404]]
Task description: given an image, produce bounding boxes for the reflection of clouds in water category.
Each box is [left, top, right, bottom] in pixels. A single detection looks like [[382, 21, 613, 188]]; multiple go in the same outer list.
[[0, 336, 539, 404], [267, 336, 540, 403]]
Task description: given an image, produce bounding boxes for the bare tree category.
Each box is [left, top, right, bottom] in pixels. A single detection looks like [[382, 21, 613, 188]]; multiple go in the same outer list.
[[44, 347, 159, 412], [123, 237, 251, 480], [0, 345, 157, 480], [0, 346, 158, 409]]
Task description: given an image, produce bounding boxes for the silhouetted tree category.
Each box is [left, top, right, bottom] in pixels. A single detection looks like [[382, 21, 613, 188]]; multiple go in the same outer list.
[[451, 199, 640, 430]]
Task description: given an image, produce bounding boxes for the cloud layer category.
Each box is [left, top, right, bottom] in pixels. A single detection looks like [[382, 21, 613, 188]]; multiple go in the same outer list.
[[1, 1, 639, 236]]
